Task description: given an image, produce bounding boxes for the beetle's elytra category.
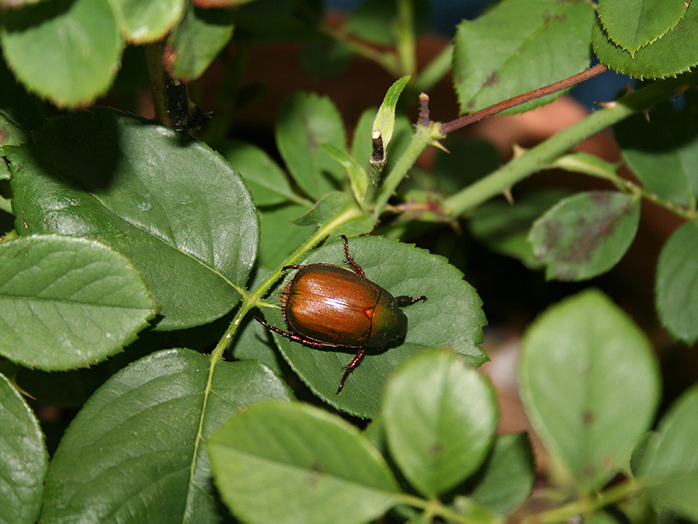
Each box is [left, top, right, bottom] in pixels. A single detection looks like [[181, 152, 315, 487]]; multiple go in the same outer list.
[[257, 236, 426, 393]]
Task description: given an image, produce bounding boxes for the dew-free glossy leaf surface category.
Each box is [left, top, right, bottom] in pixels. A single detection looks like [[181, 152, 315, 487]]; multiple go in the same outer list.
[[453, 0, 594, 114], [0, 373, 47, 524], [111, 0, 185, 43], [0, 0, 122, 107], [519, 290, 660, 492], [261, 236, 487, 419], [597, 0, 687, 55], [41, 349, 292, 523], [8, 108, 258, 330], [208, 402, 400, 524], [275, 92, 347, 200], [593, 5, 698, 79], [615, 96, 698, 207], [0, 235, 158, 370], [383, 350, 498, 497], [636, 384, 698, 520], [529, 191, 640, 281], [656, 222, 698, 344]]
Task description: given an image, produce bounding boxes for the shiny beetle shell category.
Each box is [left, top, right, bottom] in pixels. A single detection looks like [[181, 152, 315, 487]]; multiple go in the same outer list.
[[256, 236, 425, 393], [282, 263, 408, 349]]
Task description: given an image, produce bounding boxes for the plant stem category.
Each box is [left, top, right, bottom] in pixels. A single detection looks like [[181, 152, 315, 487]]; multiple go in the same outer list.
[[440, 64, 609, 134], [396, 0, 417, 76], [143, 44, 169, 126], [374, 121, 444, 217], [442, 72, 698, 217], [413, 44, 453, 93], [522, 479, 643, 523]]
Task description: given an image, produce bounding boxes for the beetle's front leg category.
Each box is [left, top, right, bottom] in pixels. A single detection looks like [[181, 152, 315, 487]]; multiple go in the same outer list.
[[337, 348, 365, 393], [395, 295, 427, 306], [339, 235, 366, 277]]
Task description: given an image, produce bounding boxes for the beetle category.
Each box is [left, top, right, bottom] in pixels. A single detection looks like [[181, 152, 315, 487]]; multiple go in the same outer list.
[[257, 235, 426, 393]]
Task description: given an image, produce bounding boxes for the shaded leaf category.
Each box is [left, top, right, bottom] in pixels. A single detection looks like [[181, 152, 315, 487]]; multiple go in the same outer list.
[[519, 290, 660, 492], [275, 92, 347, 200], [528, 191, 640, 281], [290, 191, 373, 238], [167, 3, 234, 80], [41, 349, 292, 523], [208, 402, 400, 524], [453, 0, 594, 114], [597, 0, 688, 55], [471, 433, 535, 516], [383, 350, 498, 497], [0, 235, 158, 370], [110, 0, 185, 43], [469, 189, 570, 269], [0, 0, 122, 107], [615, 95, 698, 207], [0, 373, 47, 524], [218, 139, 300, 206], [636, 384, 698, 520], [656, 221, 698, 344], [258, 203, 313, 269], [8, 108, 258, 330], [261, 236, 487, 419]]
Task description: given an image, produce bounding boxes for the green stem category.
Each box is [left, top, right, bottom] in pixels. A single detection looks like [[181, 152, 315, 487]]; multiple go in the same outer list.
[[413, 44, 453, 93], [373, 121, 444, 217], [209, 205, 365, 364], [522, 479, 643, 523], [320, 24, 400, 76], [442, 73, 698, 218], [395, 493, 501, 524], [396, 0, 417, 76], [143, 44, 169, 126]]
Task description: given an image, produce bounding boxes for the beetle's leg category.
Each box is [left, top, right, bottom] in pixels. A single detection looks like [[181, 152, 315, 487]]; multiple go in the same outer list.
[[395, 295, 427, 306], [337, 348, 365, 393], [255, 317, 326, 348], [282, 264, 304, 271], [339, 234, 365, 277]]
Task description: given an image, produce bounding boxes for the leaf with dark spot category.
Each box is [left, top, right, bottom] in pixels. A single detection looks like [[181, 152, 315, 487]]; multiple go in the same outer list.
[[528, 191, 640, 281]]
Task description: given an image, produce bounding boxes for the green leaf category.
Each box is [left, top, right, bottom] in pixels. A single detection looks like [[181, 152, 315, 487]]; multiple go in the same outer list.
[[0, 0, 123, 107], [275, 92, 348, 200], [548, 151, 621, 183], [261, 236, 487, 419], [323, 143, 368, 204], [218, 139, 302, 206], [593, 5, 698, 79], [636, 384, 698, 520], [258, 203, 313, 269], [597, 0, 688, 55], [373, 75, 411, 151], [110, 0, 185, 43], [0, 235, 158, 370], [383, 349, 498, 497], [615, 95, 698, 207], [656, 221, 698, 344], [471, 433, 535, 516], [290, 192, 373, 238], [519, 290, 660, 492], [208, 402, 401, 524], [453, 0, 594, 114], [41, 349, 292, 523], [469, 189, 570, 269], [8, 108, 258, 330], [0, 373, 47, 524], [528, 191, 641, 281], [167, 3, 234, 80]]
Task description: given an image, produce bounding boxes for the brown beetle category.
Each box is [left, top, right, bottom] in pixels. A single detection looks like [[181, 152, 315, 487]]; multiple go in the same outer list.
[[257, 236, 426, 393]]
